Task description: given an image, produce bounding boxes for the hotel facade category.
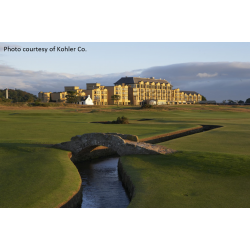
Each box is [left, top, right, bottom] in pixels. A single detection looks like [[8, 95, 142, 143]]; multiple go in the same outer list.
[[38, 76, 202, 105], [114, 77, 202, 105]]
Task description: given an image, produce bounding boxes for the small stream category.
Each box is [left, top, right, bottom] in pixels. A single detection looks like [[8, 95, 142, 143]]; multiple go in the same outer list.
[[75, 156, 130, 208]]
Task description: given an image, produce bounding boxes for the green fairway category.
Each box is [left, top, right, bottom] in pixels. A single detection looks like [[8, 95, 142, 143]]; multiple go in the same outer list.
[[0, 104, 250, 207], [159, 113, 250, 156], [120, 152, 250, 208], [0, 106, 197, 207], [0, 110, 198, 143]]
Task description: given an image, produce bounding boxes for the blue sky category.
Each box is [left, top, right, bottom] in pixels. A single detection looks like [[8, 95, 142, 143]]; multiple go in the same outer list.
[[1, 42, 250, 101]]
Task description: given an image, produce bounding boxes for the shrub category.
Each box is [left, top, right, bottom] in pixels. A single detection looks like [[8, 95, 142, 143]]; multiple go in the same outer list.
[[112, 116, 129, 124], [30, 100, 50, 107], [0, 98, 12, 103], [141, 104, 153, 109]]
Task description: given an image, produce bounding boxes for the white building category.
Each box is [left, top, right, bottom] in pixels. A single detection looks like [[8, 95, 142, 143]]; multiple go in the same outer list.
[[76, 95, 94, 105]]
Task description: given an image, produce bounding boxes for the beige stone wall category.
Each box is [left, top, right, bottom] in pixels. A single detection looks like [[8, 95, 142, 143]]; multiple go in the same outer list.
[[86, 83, 101, 90], [51, 92, 67, 102], [125, 81, 173, 105], [84, 84, 108, 105], [106, 86, 115, 105], [64, 86, 79, 91], [107, 84, 130, 105], [38, 92, 51, 103]]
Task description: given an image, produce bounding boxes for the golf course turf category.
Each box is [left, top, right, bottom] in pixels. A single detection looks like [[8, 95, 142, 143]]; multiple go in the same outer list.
[[0, 104, 250, 207]]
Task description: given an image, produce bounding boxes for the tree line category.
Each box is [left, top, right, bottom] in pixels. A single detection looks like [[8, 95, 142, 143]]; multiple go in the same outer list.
[[0, 89, 37, 103], [222, 98, 250, 104]]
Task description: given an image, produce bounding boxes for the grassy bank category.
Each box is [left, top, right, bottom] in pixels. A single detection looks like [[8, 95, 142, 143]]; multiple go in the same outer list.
[[121, 152, 250, 208], [0, 143, 81, 208]]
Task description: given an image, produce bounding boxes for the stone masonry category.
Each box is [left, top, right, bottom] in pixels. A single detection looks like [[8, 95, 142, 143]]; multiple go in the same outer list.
[[52, 133, 176, 161]]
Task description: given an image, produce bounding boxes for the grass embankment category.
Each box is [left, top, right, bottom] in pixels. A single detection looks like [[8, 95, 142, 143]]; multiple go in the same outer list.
[[0, 106, 196, 207], [121, 153, 250, 208], [0, 143, 81, 208]]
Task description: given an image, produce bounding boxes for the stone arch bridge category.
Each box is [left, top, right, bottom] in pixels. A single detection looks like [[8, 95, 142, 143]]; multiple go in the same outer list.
[[52, 133, 176, 161]]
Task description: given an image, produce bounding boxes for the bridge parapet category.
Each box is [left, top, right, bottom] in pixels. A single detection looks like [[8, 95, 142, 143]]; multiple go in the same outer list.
[[105, 133, 139, 142], [53, 133, 176, 161]]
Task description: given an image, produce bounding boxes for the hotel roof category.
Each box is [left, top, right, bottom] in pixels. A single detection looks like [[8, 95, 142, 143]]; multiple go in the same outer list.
[[114, 77, 171, 85], [180, 90, 200, 95]]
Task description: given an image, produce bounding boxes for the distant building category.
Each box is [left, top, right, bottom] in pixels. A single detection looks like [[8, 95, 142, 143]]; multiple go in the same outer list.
[[180, 90, 202, 104], [50, 92, 67, 102], [38, 92, 51, 103], [64, 86, 86, 99], [114, 77, 173, 105], [114, 77, 202, 105], [38, 86, 86, 103], [84, 83, 108, 105], [76, 95, 94, 105], [38, 77, 202, 106], [64, 86, 79, 91], [106, 84, 130, 105]]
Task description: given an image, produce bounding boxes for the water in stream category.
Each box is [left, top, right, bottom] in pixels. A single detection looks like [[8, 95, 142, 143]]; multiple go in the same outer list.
[[75, 156, 130, 208]]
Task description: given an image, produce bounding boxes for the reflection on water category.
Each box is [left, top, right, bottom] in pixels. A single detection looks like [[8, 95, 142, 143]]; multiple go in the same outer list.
[[75, 156, 130, 208]]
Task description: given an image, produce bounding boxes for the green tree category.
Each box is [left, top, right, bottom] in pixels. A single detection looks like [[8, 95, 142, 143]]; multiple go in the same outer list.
[[202, 95, 207, 101], [27, 97, 34, 103], [111, 95, 121, 106], [65, 91, 80, 103], [0, 89, 37, 102], [245, 98, 250, 104], [238, 100, 244, 104]]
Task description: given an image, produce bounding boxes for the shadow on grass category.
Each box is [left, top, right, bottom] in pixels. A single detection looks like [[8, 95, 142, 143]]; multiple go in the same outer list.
[[0, 142, 53, 149]]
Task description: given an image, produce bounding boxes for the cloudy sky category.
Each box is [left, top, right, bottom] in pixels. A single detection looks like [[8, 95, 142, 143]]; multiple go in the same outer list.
[[1, 42, 250, 102]]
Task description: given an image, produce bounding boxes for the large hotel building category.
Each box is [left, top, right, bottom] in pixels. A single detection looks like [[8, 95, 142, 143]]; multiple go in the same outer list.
[[38, 76, 202, 105]]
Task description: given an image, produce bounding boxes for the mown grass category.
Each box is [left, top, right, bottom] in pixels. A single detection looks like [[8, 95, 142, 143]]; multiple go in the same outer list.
[[0, 143, 81, 208], [116, 105, 250, 207], [121, 153, 250, 208], [0, 111, 198, 143], [0, 106, 196, 207], [1, 104, 250, 207]]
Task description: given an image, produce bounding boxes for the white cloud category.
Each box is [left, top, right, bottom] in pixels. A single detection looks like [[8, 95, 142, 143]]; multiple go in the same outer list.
[[140, 62, 250, 101], [197, 72, 218, 78], [1, 61, 250, 102], [0, 64, 142, 95], [230, 62, 250, 69]]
